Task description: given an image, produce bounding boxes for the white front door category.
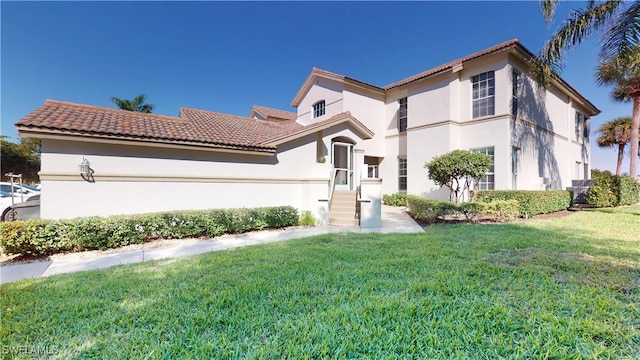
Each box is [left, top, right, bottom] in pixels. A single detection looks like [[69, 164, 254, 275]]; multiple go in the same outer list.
[[332, 142, 353, 191]]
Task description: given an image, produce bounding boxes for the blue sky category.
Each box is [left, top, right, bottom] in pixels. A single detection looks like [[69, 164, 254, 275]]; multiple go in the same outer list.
[[1, 1, 633, 173]]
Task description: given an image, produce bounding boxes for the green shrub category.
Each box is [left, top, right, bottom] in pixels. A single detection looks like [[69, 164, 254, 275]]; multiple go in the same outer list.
[[405, 195, 451, 223], [0, 206, 299, 256], [588, 170, 618, 208], [617, 176, 640, 205], [588, 170, 640, 207], [382, 193, 407, 207], [298, 210, 317, 226], [477, 190, 572, 217], [478, 200, 520, 222]]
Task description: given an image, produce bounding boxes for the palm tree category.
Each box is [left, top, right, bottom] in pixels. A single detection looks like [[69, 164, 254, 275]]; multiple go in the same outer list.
[[596, 48, 640, 177], [597, 117, 632, 175], [110, 94, 154, 113], [534, 0, 640, 178]]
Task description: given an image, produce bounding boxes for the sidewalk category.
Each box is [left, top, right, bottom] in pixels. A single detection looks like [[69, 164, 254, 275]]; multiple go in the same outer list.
[[0, 206, 423, 285]]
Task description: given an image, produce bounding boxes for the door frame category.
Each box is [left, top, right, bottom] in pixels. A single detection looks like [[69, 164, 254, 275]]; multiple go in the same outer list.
[[332, 141, 354, 191]]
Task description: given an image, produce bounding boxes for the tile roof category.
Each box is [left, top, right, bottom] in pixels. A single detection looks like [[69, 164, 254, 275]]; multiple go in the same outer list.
[[15, 100, 303, 152], [263, 111, 374, 145], [15, 100, 375, 153], [384, 39, 521, 89], [250, 105, 297, 121]]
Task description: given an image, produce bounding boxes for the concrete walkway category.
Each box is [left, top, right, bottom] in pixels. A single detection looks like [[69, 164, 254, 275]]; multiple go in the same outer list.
[[0, 206, 423, 285]]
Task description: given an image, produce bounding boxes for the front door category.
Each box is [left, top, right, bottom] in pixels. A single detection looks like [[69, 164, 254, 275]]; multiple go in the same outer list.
[[332, 142, 353, 191]]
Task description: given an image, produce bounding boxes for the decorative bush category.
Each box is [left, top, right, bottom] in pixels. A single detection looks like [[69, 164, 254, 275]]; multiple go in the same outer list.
[[0, 206, 299, 256], [477, 200, 520, 222], [382, 193, 408, 207], [298, 210, 317, 226], [476, 190, 572, 217], [589, 170, 640, 207], [405, 196, 450, 223], [617, 176, 640, 205]]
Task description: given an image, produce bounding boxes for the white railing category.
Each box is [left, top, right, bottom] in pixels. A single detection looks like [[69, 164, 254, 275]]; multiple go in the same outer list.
[[328, 168, 338, 204]]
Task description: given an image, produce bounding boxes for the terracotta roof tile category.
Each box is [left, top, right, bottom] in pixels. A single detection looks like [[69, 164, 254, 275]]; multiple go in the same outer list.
[[250, 105, 297, 121], [15, 100, 303, 152], [384, 39, 520, 89]]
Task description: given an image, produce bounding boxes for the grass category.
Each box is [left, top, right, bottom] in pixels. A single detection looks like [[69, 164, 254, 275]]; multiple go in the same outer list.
[[1, 206, 639, 359]]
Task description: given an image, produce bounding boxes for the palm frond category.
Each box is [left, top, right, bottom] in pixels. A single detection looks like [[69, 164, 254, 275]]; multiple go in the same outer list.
[[600, 1, 640, 62], [536, 0, 622, 87], [541, 0, 561, 23]]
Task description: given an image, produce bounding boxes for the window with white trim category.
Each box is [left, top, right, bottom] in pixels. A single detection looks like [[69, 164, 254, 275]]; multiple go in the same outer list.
[[398, 97, 407, 132], [368, 165, 379, 178], [472, 71, 495, 118], [471, 147, 495, 190], [313, 100, 325, 118], [398, 157, 407, 191], [575, 112, 583, 142]]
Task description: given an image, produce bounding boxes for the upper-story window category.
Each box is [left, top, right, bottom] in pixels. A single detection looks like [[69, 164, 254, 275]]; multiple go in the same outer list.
[[398, 97, 407, 132], [472, 71, 495, 118], [512, 70, 520, 118], [575, 112, 584, 142], [313, 100, 325, 118]]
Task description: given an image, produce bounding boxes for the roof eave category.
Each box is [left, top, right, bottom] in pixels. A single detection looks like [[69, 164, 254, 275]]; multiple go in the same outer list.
[[264, 115, 374, 146], [17, 126, 276, 156]]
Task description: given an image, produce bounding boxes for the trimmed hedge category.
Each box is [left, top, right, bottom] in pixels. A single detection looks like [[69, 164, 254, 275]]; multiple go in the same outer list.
[[588, 170, 640, 207], [476, 190, 572, 217], [0, 206, 299, 256], [382, 193, 408, 207], [406, 196, 519, 223]]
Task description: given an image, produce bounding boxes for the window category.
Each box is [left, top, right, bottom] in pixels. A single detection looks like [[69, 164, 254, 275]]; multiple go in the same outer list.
[[471, 147, 495, 190], [511, 147, 519, 190], [583, 117, 590, 139], [398, 157, 407, 191], [512, 71, 520, 118], [368, 165, 379, 178], [398, 97, 407, 132], [472, 71, 495, 118], [313, 100, 325, 118], [575, 112, 585, 142]]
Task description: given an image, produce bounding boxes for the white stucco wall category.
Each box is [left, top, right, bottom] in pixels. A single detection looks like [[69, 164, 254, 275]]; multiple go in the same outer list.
[[296, 78, 344, 125], [342, 87, 386, 157], [39, 130, 362, 220]]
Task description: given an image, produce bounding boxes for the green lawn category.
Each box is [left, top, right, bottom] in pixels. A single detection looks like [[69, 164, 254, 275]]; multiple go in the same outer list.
[[2, 206, 639, 359]]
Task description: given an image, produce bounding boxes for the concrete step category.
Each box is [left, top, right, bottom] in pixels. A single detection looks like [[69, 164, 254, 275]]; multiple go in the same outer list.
[[329, 217, 360, 226]]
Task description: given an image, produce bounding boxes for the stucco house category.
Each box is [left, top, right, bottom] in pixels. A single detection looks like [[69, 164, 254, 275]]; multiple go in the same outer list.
[[15, 39, 599, 225]]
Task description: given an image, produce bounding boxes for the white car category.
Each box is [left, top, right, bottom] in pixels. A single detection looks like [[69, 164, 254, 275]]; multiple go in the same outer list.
[[0, 182, 40, 199], [0, 183, 40, 221]]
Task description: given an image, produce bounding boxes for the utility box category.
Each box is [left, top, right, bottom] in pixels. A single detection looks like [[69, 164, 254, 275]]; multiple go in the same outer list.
[[359, 178, 382, 228]]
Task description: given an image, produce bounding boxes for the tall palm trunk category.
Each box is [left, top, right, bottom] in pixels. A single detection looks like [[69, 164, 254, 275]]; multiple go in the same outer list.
[[631, 97, 640, 179], [616, 142, 625, 176]]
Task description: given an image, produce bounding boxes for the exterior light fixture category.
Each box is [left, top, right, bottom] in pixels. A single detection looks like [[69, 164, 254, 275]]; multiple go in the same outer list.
[[78, 158, 91, 175]]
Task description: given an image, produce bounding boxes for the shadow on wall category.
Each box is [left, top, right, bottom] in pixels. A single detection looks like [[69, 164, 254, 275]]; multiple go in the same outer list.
[[514, 77, 562, 189]]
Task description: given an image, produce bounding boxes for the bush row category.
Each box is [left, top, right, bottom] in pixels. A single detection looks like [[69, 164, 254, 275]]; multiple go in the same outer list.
[[382, 193, 408, 207], [476, 190, 572, 217], [0, 206, 299, 256], [588, 170, 640, 208], [405, 195, 520, 223]]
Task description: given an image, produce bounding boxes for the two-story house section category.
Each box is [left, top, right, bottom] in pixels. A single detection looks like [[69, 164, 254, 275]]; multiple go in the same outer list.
[[291, 39, 599, 199], [16, 39, 599, 223]]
